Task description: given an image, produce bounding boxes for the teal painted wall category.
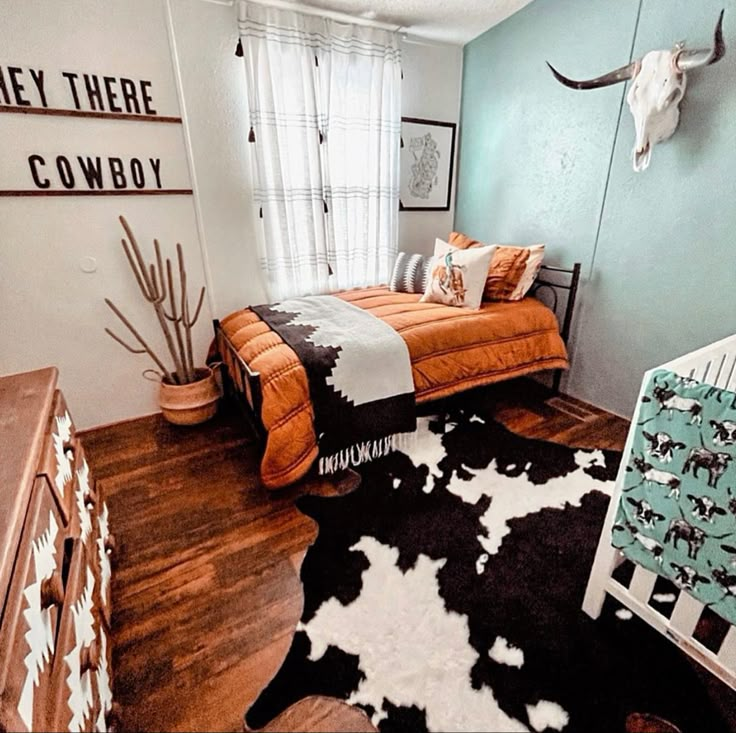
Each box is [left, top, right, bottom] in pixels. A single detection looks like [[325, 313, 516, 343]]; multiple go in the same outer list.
[[455, 0, 735, 416]]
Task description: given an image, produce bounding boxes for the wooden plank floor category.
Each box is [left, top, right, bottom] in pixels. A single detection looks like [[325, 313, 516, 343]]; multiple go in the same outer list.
[[80, 380, 630, 732]]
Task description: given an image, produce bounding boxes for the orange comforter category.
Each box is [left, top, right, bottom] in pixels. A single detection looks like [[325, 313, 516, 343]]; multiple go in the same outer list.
[[219, 287, 568, 488]]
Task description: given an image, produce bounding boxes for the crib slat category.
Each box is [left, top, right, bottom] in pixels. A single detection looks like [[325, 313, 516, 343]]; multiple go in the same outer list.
[[629, 565, 657, 604], [669, 590, 703, 636], [713, 353, 727, 387], [663, 334, 736, 376], [726, 355, 736, 391], [719, 627, 736, 671]]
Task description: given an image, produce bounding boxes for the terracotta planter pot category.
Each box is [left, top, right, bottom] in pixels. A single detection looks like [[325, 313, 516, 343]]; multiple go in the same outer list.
[[159, 367, 220, 425]]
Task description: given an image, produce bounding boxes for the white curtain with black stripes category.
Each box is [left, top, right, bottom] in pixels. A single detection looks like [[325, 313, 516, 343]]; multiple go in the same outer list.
[[238, 1, 401, 301]]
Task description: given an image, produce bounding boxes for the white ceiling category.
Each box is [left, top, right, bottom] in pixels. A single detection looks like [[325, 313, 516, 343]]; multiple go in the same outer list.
[[300, 0, 536, 44]]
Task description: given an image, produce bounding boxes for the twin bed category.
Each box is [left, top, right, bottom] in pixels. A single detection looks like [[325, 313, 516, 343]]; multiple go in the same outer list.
[[214, 259, 736, 694], [212, 263, 580, 489]]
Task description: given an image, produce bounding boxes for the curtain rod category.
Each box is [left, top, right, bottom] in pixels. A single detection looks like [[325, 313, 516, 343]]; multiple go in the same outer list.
[[239, 0, 402, 32]]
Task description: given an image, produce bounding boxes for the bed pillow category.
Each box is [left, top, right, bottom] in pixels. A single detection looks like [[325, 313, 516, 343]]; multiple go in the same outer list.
[[448, 232, 544, 301], [447, 231, 484, 249], [509, 243, 545, 300], [389, 251, 432, 294], [483, 246, 530, 300], [420, 239, 495, 309], [448, 230, 484, 250]]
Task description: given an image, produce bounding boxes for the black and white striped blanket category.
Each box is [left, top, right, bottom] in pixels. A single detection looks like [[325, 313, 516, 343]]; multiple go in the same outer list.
[[252, 295, 416, 473]]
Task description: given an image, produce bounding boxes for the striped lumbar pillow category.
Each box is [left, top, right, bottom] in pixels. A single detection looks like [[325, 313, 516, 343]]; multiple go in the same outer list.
[[389, 251, 432, 294]]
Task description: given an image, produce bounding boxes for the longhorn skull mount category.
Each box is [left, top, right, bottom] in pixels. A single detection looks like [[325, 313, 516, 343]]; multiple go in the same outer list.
[[548, 10, 725, 171]]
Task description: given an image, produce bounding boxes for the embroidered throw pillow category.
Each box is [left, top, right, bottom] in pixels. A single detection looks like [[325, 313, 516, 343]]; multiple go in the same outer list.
[[420, 239, 496, 309], [389, 251, 432, 294]]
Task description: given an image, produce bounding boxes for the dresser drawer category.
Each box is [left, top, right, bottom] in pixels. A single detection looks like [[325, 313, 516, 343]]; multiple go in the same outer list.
[[37, 391, 78, 525], [93, 618, 115, 732], [0, 478, 70, 732], [67, 456, 113, 630], [68, 448, 97, 549], [94, 496, 113, 630], [45, 542, 100, 733]]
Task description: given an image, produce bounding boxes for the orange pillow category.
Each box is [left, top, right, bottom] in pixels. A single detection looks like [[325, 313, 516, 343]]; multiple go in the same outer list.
[[484, 246, 530, 300], [448, 232, 530, 300], [448, 231, 483, 249]]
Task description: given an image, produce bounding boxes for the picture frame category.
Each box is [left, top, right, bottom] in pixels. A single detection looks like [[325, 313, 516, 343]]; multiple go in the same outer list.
[[399, 116, 456, 212]]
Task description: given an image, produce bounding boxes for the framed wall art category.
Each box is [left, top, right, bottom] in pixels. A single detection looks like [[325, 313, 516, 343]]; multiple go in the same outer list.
[[399, 116, 456, 212]]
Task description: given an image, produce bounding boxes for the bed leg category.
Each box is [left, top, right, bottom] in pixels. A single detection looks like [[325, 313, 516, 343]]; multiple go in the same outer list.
[[552, 369, 562, 394], [219, 360, 235, 402]]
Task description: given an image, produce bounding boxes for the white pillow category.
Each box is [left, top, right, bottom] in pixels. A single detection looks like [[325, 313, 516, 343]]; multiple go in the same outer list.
[[420, 239, 496, 309], [508, 244, 545, 300], [433, 237, 494, 258]]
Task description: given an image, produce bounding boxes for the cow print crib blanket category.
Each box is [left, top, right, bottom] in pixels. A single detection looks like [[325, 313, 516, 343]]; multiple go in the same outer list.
[[252, 295, 416, 473], [613, 368, 736, 624]]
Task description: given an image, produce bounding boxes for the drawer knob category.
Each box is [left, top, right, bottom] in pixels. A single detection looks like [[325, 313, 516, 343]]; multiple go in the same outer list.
[[79, 639, 100, 674], [84, 487, 97, 508], [63, 444, 76, 472], [40, 572, 64, 608], [105, 533, 117, 561]]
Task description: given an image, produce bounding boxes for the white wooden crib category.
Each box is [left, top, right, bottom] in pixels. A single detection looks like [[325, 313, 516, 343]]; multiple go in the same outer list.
[[583, 333, 736, 690]]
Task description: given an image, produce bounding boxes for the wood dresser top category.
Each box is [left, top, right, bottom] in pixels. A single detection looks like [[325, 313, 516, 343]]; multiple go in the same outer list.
[[0, 366, 57, 611]]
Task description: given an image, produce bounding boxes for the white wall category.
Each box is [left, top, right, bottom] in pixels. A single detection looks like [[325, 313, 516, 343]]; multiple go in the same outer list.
[[0, 0, 463, 429], [399, 39, 464, 256], [0, 0, 212, 429], [168, 0, 268, 317]]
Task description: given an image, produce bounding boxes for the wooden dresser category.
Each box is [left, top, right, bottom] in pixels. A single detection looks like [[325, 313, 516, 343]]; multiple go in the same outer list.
[[0, 367, 115, 732]]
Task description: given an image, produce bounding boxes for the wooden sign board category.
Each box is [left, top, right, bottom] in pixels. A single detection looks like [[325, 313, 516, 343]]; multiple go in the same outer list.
[[0, 63, 192, 196]]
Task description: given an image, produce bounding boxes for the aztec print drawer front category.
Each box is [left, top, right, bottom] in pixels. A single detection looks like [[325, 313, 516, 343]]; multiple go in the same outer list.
[[70, 453, 113, 629], [93, 619, 115, 732], [68, 452, 113, 630], [0, 478, 69, 732], [95, 498, 114, 629], [38, 390, 78, 524], [46, 541, 101, 733], [69, 448, 97, 549]]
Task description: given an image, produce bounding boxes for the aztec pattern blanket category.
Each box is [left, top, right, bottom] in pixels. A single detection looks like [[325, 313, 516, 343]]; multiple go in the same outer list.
[[252, 295, 416, 473], [612, 368, 736, 624]]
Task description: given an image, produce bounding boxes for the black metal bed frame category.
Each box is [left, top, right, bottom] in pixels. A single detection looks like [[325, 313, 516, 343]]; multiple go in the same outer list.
[[530, 262, 581, 392], [211, 262, 581, 442]]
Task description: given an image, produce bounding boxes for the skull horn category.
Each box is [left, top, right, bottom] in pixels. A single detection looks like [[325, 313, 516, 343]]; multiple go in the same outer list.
[[546, 60, 638, 90], [675, 9, 726, 70]]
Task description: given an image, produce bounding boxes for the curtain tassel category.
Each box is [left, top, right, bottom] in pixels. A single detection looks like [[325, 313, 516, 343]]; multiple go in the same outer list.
[[400, 136, 404, 149], [314, 55, 319, 67], [235, 39, 244, 57], [248, 126, 256, 143], [259, 207, 263, 219], [401, 67, 404, 80], [323, 199, 329, 214], [327, 262, 334, 276], [318, 129, 324, 144]]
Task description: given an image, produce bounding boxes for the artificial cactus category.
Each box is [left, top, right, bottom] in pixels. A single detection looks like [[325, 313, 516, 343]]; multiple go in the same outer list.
[[105, 215, 206, 385]]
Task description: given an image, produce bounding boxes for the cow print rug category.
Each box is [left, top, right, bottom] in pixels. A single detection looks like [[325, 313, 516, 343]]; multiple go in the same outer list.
[[245, 408, 732, 732]]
